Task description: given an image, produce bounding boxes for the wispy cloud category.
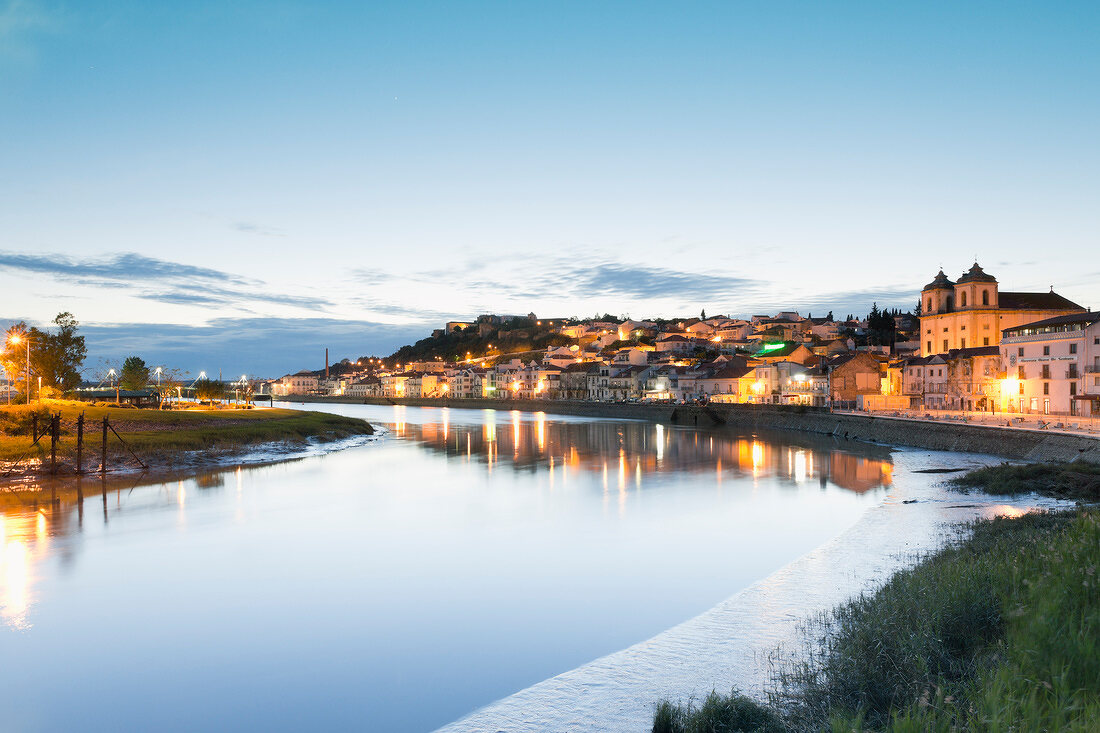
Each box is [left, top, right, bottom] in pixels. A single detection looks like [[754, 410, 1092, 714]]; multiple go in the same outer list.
[[0, 250, 332, 310], [232, 221, 284, 237], [0, 0, 66, 61], [574, 263, 760, 299], [352, 258, 763, 303], [81, 317, 421, 377], [0, 251, 243, 283]]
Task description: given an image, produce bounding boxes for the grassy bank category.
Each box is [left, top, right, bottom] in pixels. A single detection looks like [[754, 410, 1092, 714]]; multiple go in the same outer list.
[[655, 484, 1099, 730], [0, 400, 373, 476], [949, 460, 1100, 501]]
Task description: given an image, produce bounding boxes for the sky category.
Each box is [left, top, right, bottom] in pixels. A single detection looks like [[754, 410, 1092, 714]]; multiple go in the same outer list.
[[1, 1, 1098, 378]]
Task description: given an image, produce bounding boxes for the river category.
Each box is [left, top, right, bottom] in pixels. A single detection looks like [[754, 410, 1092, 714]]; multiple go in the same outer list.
[[0, 404, 1045, 732]]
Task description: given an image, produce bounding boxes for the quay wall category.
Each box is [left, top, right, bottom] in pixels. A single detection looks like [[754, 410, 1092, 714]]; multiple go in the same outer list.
[[281, 396, 1100, 464]]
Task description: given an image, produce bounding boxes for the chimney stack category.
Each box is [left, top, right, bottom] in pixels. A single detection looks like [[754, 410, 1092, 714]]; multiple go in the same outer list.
[[325, 348, 329, 379]]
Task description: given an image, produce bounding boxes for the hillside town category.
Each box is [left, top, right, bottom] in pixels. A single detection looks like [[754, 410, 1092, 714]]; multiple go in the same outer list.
[[270, 263, 1099, 419]]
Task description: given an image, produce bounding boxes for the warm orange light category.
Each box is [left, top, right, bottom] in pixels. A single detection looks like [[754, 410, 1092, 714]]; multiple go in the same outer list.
[[9, 335, 21, 345]]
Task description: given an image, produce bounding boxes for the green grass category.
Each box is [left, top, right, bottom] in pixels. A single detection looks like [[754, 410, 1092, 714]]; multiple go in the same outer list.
[[0, 400, 373, 468], [949, 460, 1100, 501], [654, 506, 1100, 732], [654, 691, 788, 733]]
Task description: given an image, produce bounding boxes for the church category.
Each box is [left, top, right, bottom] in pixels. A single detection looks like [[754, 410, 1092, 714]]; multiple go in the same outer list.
[[919, 263, 1084, 357]]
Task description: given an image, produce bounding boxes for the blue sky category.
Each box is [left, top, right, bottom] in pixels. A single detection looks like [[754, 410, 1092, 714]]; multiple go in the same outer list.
[[1, 1, 1098, 377]]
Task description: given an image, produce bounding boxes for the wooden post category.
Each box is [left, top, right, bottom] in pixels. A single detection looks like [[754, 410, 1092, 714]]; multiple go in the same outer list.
[[50, 413, 59, 474], [101, 415, 109, 474], [76, 412, 84, 474]]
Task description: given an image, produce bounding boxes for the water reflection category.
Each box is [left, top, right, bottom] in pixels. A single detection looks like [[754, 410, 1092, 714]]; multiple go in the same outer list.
[[386, 412, 893, 494], [0, 407, 903, 732]]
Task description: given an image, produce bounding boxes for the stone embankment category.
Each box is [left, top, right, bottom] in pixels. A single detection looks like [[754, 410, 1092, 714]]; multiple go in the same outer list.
[[284, 396, 1100, 464]]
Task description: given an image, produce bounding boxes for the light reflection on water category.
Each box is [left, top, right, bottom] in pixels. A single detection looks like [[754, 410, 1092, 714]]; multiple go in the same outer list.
[[0, 405, 898, 733], [383, 407, 892, 494]]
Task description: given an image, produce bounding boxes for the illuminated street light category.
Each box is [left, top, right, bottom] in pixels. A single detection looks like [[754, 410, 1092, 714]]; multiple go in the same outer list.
[[7, 332, 31, 403]]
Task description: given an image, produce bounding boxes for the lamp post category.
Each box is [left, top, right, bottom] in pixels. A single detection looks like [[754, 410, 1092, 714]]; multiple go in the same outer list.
[[8, 333, 30, 404]]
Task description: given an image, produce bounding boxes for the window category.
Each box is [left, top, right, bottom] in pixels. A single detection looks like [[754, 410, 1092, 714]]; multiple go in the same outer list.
[[982, 290, 989, 305], [1043, 382, 1049, 395], [1018, 366, 1025, 379], [943, 327, 948, 332], [1018, 347, 1024, 357], [938, 369, 943, 376], [983, 338, 989, 346], [960, 338, 966, 349], [1043, 345, 1050, 356], [926, 341, 932, 353], [1070, 382, 1077, 396], [961, 325, 967, 331], [927, 298, 932, 312], [961, 292, 967, 307], [943, 339, 949, 352], [1070, 343, 1077, 354], [1069, 364, 1078, 379], [1042, 364, 1051, 379], [1019, 383, 1024, 395]]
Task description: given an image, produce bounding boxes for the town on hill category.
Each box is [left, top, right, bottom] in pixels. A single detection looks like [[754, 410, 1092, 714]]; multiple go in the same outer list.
[[269, 263, 1097, 419]]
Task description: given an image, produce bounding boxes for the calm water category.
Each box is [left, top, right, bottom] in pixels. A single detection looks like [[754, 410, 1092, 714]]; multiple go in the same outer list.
[[0, 405, 898, 732]]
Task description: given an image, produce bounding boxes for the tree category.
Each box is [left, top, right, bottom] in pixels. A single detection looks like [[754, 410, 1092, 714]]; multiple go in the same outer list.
[[120, 356, 151, 391], [700, 308, 707, 320], [1, 313, 87, 398], [826, 310, 834, 321], [194, 378, 225, 402]]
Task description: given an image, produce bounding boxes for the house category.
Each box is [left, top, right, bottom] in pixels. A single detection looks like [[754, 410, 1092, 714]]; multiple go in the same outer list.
[[753, 342, 816, 365], [558, 362, 595, 400], [273, 370, 319, 396], [827, 353, 883, 407], [1000, 311, 1100, 417], [656, 334, 694, 355], [694, 365, 754, 402]]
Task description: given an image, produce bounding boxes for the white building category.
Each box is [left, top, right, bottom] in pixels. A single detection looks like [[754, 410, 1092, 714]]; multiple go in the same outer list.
[[1000, 312, 1100, 417]]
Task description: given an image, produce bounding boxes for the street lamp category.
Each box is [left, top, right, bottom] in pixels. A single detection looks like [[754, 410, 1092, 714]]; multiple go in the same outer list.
[[7, 333, 30, 404]]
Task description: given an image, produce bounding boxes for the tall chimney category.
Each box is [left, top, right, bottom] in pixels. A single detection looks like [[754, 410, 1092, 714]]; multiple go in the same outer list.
[[325, 348, 329, 378]]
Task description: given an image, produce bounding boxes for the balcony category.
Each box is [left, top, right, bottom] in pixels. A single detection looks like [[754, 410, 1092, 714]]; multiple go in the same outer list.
[[1087, 365, 1100, 374]]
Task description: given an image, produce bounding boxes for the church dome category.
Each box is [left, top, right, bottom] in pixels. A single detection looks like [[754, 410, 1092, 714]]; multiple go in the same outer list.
[[957, 262, 997, 284], [923, 269, 955, 291]]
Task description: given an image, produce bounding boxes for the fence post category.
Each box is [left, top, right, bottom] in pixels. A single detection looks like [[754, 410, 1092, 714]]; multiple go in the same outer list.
[[50, 413, 59, 475], [101, 416, 108, 474], [76, 412, 84, 474]]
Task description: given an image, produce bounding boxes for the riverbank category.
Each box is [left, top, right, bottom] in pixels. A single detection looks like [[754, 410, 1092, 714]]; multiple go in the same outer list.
[[656, 465, 1100, 731], [284, 396, 1100, 464], [436, 449, 1068, 732], [0, 400, 374, 486]]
